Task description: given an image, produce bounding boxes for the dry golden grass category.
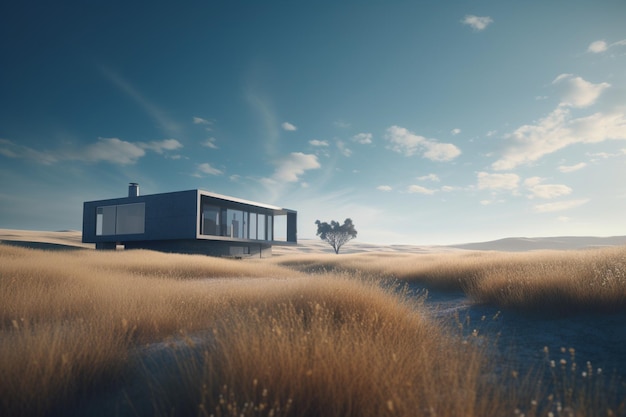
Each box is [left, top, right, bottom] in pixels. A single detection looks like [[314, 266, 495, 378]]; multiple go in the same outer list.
[[1, 243, 625, 416], [272, 246, 626, 313]]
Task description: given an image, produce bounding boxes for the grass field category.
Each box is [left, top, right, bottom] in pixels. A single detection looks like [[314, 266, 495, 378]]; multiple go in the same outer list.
[[1, 242, 625, 416]]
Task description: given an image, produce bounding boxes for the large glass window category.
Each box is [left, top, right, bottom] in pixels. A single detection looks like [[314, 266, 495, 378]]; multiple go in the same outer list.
[[202, 205, 221, 235], [116, 203, 145, 234], [273, 215, 287, 241], [199, 195, 278, 242], [226, 209, 244, 239], [96, 203, 144, 236]]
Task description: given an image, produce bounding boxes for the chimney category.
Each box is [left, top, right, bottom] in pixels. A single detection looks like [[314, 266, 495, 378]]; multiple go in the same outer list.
[[128, 182, 139, 197]]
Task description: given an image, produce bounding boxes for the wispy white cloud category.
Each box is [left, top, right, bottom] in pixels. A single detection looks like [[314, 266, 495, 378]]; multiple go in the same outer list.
[[195, 162, 223, 176], [81, 138, 146, 164], [99, 66, 181, 137], [524, 177, 572, 199], [352, 132, 373, 144], [477, 172, 519, 191], [493, 107, 626, 170], [281, 122, 297, 131], [246, 91, 280, 157], [461, 15, 493, 31], [588, 40, 608, 53], [587, 39, 626, 53], [309, 139, 329, 147], [532, 199, 589, 213], [588, 149, 626, 161], [0, 138, 60, 164], [377, 185, 392, 192], [271, 152, 320, 182], [552, 74, 610, 108], [193, 117, 213, 132], [337, 140, 352, 157], [334, 120, 351, 129], [417, 173, 440, 182], [493, 75, 625, 171], [0, 139, 18, 158], [0, 136, 183, 165], [385, 125, 461, 161], [558, 162, 586, 173], [193, 116, 212, 126], [202, 138, 218, 149], [451, 128, 461, 135], [407, 185, 436, 195], [424, 142, 462, 162], [138, 139, 183, 154]]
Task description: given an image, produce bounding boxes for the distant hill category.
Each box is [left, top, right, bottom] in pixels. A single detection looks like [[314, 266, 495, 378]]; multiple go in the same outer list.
[[1, 229, 625, 254], [445, 236, 626, 252]]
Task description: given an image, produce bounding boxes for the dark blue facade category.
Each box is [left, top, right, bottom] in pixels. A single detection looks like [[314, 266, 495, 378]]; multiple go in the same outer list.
[[82, 187, 297, 257]]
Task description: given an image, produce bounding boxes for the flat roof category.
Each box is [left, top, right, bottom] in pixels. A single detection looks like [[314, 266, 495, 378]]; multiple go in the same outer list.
[[85, 188, 295, 214], [197, 189, 295, 213]]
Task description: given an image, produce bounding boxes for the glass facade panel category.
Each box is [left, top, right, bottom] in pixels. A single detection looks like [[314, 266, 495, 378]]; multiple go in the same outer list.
[[96, 203, 144, 235], [226, 209, 244, 238], [116, 203, 145, 234], [96, 207, 103, 236], [258, 214, 266, 240], [267, 215, 273, 241], [273, 215, 287, 241], [199, 196, 279, 242], [242, 211, 249, 239], [249, 213, 257, 239], [202, 205, 221, 235], [98, 206, 117, 235]]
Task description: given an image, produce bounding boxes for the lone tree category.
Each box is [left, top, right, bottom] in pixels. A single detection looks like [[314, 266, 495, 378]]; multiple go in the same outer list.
[[315, 218, 357, 254]]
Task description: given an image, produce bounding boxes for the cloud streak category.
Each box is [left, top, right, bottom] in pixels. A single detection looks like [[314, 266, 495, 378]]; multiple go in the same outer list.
[[281, 122, 297, 131], [352, 133, 373, 144], [407, 185, 436, 195], [99, 66, 181, 137], [385, 126, 461, 161], [138, 139, 183, 154], [552, 74, 610, 108], [532, 199, 589, 213], [195, 162, 223, 176], [271, 152, 320, 182], [461, 15, 493, 31], [309, 139, 329, 147], [524, 177, 572, 199], [477, 172, 519, 191], [0, 137, 182, 165], [558, 162, 586, 173], [587, 39, 626, 53], [493, 75, 625, 171]]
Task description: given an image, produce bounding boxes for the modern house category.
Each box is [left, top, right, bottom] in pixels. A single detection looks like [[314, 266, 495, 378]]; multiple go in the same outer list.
[[82, 183, 297, 257]]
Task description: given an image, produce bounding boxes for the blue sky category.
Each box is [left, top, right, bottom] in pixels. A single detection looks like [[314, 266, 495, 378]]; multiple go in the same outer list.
[[1, 0, 625, 245]]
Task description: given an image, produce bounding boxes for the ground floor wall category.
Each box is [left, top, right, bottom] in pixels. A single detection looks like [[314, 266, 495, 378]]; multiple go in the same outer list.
[[100, 239, 273, 258]]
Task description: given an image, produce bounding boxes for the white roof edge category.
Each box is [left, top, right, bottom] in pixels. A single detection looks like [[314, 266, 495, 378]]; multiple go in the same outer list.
[[197, 189, 294, 212]]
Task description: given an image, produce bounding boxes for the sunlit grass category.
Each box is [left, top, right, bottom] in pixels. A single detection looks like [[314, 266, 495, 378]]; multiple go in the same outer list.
[[272, 246, 626, 313], [1, 243, 625, 416]]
